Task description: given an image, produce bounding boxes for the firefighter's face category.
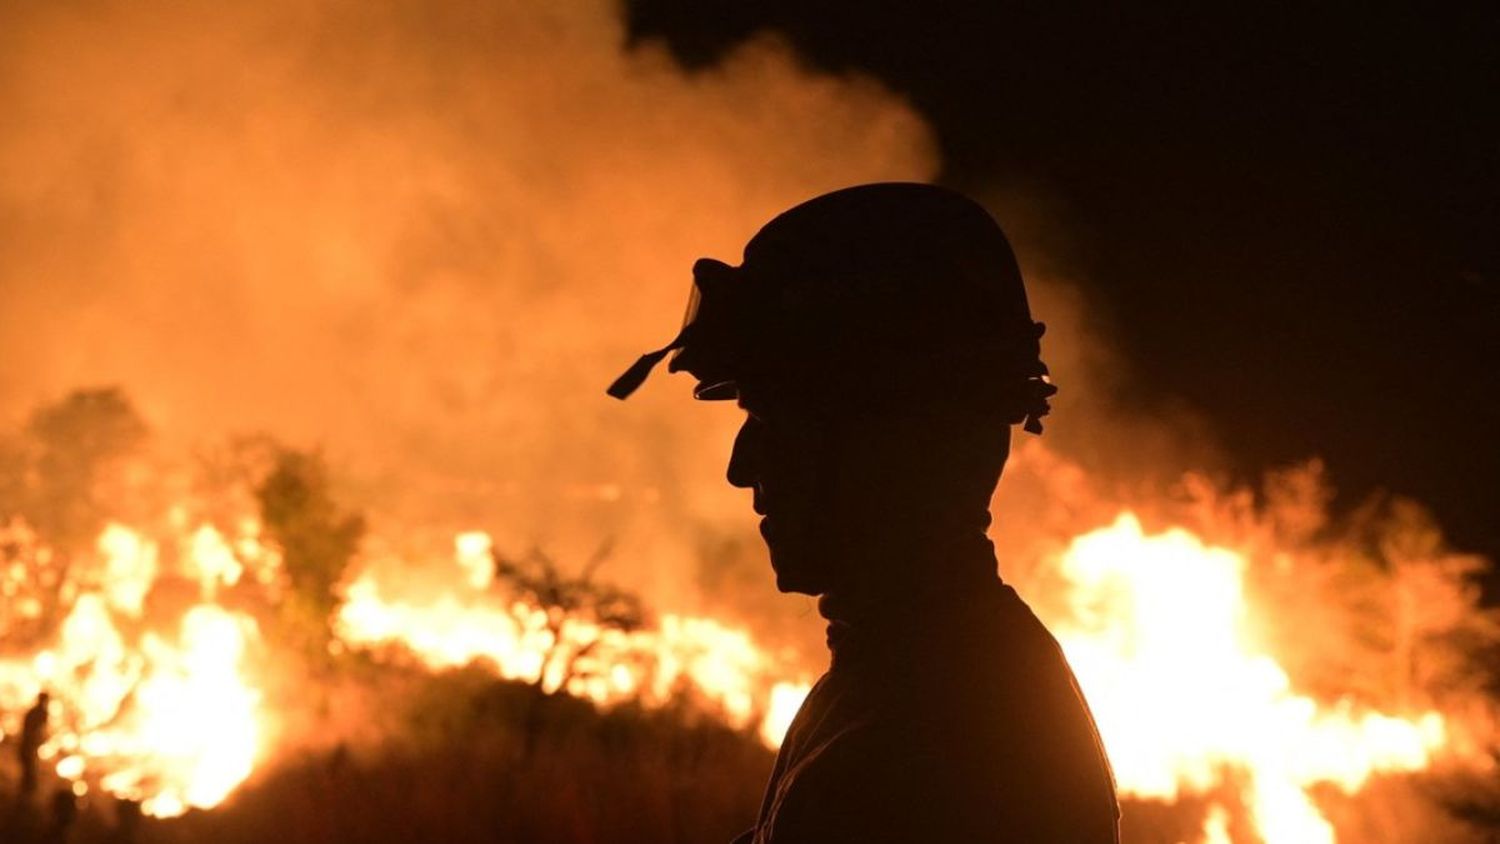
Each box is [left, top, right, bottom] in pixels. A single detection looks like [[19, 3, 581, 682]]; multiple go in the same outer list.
[[727, 389, 1011, 596], [726, 393, 844, 595]]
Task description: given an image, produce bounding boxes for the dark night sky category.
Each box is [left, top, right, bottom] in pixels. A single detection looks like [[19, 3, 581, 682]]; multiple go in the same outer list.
[[626, 2, 1500, 590]]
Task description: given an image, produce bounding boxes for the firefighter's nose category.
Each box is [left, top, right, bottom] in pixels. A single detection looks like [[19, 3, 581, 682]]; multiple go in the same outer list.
[[727, 417, 762, 490]]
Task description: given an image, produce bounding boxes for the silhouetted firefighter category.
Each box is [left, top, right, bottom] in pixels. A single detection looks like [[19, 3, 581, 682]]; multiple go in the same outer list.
[[111, 798, 143, 844], [41, 787, 77, 844], [18, 691, 49, 797], [611, 183, 1120, 842]]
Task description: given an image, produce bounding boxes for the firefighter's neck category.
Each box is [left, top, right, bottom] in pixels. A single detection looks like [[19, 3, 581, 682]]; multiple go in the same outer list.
[[816, 526, 998, 632]]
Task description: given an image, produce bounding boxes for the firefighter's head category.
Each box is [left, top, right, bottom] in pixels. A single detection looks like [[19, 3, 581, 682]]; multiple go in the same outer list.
[[610, 182, 1054, 595]]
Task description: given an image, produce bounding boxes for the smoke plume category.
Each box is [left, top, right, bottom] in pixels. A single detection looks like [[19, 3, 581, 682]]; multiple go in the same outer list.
[[0, 0, 936, 605]]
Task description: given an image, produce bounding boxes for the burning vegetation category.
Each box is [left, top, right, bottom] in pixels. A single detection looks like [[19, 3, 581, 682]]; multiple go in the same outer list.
[[0, 387, 1495, 844]]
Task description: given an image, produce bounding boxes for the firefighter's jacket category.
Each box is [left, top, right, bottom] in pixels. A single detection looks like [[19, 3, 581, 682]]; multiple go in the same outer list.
[[739, 578, 1120, 843]]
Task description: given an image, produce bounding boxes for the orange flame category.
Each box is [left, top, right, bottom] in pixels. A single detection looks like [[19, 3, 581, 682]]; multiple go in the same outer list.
[[0, 523, 267, 817], [1047, 514, 1448, 843], [332, 514, 1466, 844], [0, 500, 1482, 840], [335, 533, 812, 741]]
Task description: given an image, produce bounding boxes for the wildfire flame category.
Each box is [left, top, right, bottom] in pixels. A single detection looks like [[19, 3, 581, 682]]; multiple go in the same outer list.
[[0, 494, 1485, 841], [0, 521, 267, 818], [335, 534, 813, 744], [1048, 514, 1448, 843], [329, 512, 1468, 844]]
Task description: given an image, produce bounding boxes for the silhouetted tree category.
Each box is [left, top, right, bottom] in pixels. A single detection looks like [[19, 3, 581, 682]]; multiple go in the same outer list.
[[0, 388, 148, 645], [19, 387, 148, 549], [255, 449, 364, 651], [0, 431, 25, 518], [493, 544, 647, 694]]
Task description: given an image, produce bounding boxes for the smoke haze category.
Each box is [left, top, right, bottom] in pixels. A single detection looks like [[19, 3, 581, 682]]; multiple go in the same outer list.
[[0, 0, 942, 603]]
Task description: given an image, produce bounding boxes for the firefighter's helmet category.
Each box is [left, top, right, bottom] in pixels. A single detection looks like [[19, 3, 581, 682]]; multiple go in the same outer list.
[[608, 182, 1056, 432]]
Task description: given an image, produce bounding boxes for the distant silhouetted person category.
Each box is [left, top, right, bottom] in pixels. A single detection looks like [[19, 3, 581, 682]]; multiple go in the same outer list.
[[111, 798, 143, 844], [42, 787, 77, 844], [611, 183, 1120, 842], [19, 692, 49, 797]]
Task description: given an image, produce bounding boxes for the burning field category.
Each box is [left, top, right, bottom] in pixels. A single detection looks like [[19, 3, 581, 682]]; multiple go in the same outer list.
[[0, 0, 1497, 842], [0, 391, 1494, 844]]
